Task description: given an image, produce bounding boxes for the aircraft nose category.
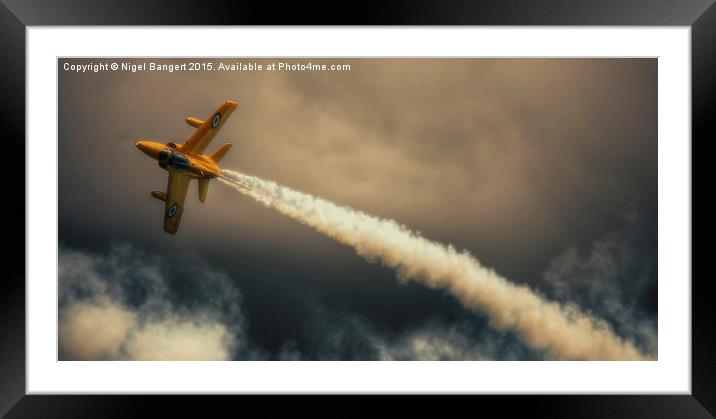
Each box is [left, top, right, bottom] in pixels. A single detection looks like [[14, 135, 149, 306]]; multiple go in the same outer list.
[[135, 141, 151, 155], [135, 140, 150, 153]]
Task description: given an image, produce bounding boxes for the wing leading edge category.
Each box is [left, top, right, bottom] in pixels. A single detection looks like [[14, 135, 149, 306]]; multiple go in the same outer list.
[[163, 166, 192, 235]]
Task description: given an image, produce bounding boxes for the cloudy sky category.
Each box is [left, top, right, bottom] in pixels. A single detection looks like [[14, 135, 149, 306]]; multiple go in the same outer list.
[[58, 58, 657, 360]]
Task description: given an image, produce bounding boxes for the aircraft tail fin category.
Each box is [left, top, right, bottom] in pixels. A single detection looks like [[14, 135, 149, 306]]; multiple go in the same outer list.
[[209, 143, 232, 163], [198, 179, 210, 203]]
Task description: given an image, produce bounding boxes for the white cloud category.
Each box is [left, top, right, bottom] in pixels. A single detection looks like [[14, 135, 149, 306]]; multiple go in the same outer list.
[[59, 298, 136, 360], [58, 244, 244, 361], [124, 319, 233, 361]]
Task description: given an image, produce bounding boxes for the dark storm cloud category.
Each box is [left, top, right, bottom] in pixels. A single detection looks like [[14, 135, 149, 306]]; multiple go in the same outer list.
[[58, 58, 657, 360], [59, 243, 536, 361], [542, 208, 658, 355], [274, 304, 535, 361]]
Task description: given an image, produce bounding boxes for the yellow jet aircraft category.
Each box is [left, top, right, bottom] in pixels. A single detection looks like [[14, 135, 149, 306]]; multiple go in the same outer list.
[[135, 100, 237, 234]]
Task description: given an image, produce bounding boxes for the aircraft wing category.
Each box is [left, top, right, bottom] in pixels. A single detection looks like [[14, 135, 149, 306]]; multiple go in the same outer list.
[[163, 166, 192, 235], [182, 100, 238, 155]]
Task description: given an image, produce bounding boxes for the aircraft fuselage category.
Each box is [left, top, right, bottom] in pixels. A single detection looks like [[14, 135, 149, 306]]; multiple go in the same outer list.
[[135, 140, 221, 179]]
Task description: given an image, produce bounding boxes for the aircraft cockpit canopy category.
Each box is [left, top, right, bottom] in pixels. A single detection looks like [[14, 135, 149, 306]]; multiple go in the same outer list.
[[159, 149, 190, 169]]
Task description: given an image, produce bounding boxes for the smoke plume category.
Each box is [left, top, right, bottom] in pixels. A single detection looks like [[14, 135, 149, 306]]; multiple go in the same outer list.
[[219, 170, 652, 361]]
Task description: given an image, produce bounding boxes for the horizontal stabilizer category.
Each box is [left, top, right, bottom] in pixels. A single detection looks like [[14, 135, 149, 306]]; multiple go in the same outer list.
[[209, 143, 232, 163], [151, 190, 166, 201], [186, 117, 204, 128], [198, 179, 210, 203]]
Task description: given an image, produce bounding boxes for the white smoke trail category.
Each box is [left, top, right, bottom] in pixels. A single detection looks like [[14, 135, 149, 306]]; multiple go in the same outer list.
[[219, 170, 652, 361]]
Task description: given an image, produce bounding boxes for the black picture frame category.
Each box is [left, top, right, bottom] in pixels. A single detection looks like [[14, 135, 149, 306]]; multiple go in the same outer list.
[[1, 1, 712, 416]]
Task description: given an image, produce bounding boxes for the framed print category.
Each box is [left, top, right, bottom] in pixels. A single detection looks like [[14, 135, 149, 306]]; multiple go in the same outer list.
[[1, 0, 713, 416]]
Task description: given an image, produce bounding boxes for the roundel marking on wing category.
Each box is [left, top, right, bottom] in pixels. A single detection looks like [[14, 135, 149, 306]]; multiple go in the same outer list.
[[211, 113, 221, 128], [166, 203, 178, 218]]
